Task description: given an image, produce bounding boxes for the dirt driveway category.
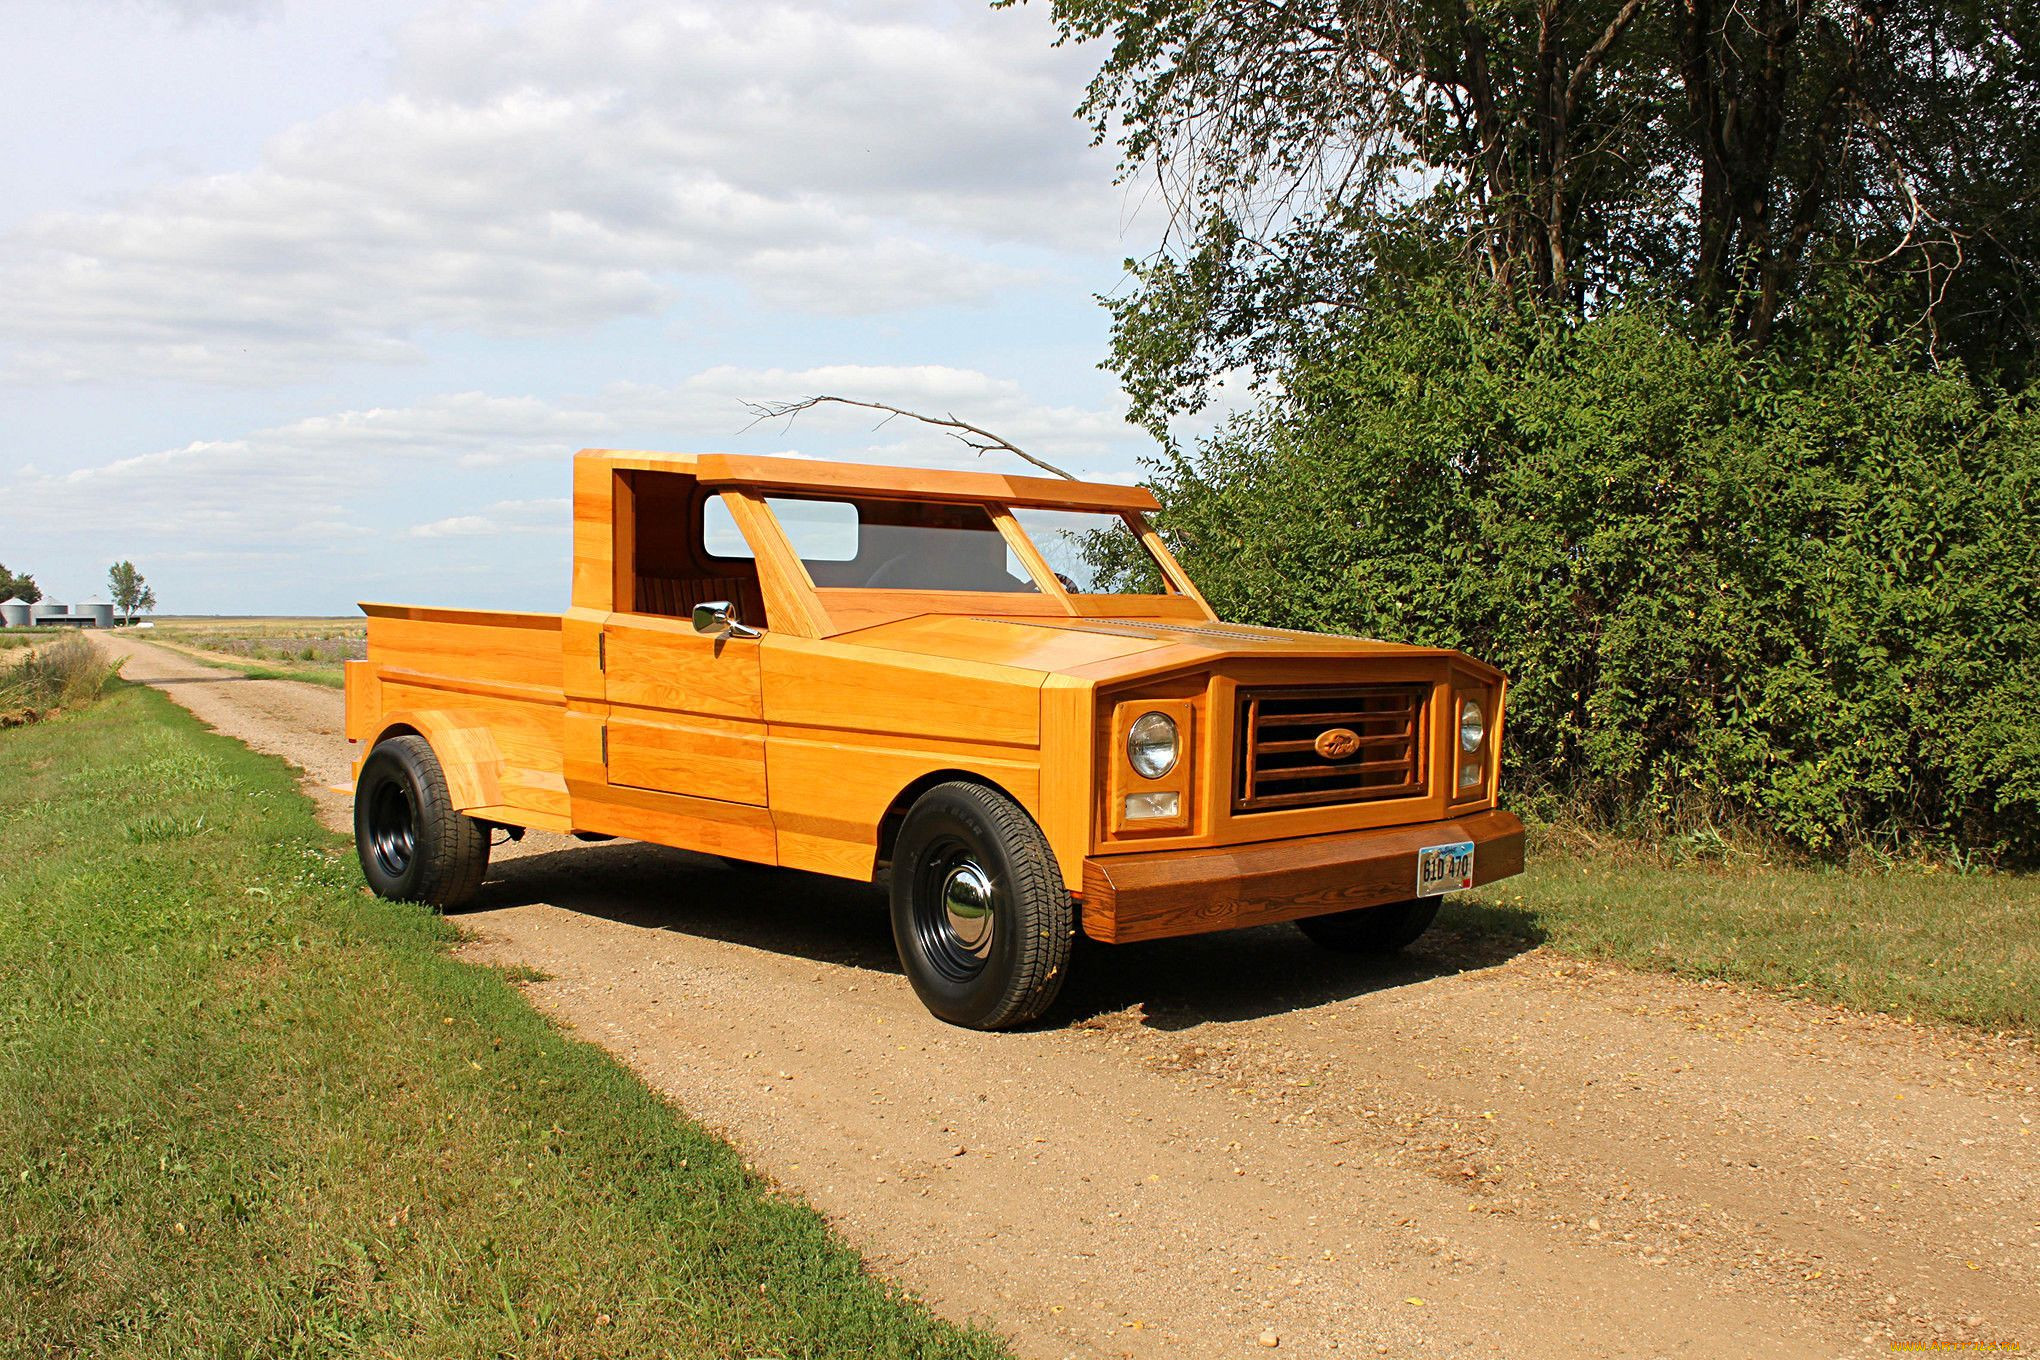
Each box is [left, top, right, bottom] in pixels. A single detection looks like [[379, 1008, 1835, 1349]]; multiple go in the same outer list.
[[98, 632, 2039, 1359]]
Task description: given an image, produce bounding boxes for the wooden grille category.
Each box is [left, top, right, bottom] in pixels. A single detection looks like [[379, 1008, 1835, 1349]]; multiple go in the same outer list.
[[1234, 684, 1428, 813]]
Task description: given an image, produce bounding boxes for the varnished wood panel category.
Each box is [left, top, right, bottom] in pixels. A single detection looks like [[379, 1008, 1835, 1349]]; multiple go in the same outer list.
[[760, 633, 1050, 877], [603, 616, 763, 718], [567, 777, 779, 863], [830, 615, 1164, 672], [342, 660, 377, 742], [580, 449, 1159, 512], [1065, 594, 1211, 620], [768, 735, 1042, 879], [1037, 674, 1095, 888], [362, 609, 564, 695], [760, 634, 1039, 748], [697, 453, 1161, 513], [602, 615, 768, 807], [1082, 808, 1525, 943], [608, 707, 767, 806], [571, 454, 619, 613]]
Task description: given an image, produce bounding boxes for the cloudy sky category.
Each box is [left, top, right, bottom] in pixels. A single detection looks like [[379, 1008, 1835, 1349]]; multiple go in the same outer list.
[[0, 0, 1185, 614]]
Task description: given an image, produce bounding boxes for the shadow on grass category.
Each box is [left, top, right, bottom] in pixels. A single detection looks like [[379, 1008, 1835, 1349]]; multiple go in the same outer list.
[[468, 840, 1548, 1030]]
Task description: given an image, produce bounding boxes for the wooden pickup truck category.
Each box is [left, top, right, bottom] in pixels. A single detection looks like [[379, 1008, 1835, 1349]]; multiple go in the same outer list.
[[346, 450, 1523, 1028]]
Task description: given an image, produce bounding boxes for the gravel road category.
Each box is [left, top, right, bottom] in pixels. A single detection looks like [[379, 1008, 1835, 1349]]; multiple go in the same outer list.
[[98, 632, 2039, 1359]]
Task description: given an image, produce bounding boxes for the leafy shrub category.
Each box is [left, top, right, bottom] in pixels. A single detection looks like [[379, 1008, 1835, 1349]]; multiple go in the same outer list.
[[1136, 284, 2040, 862], [0, 635, 122, 724]]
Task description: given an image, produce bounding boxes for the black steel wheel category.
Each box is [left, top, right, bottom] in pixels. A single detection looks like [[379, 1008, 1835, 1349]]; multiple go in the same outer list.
[[353, 735, 489, 909], [364, 775, 418, 880], [890, 782, 1074, 1030], [1294, 897, 1440, 954]]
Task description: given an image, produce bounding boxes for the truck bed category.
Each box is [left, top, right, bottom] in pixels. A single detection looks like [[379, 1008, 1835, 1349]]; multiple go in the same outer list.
[[345, 604, 570, 829]]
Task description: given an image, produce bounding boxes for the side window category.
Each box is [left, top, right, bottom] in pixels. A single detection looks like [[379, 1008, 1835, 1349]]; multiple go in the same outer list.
[[624, 475, 767, 625], [765, 497, 859, 561], [701, 494, 754, 560]]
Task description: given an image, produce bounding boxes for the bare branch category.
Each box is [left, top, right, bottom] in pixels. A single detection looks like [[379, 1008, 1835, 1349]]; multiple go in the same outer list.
[[740, 396, 1079, 481], [1565, 0, 1647, 123]]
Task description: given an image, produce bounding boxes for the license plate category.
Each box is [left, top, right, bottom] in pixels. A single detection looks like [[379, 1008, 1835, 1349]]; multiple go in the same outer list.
[[1416, 841, 1475, 897]]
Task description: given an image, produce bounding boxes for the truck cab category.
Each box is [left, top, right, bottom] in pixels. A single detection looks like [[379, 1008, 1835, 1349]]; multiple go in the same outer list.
[[346, 450, 1523, 1028]]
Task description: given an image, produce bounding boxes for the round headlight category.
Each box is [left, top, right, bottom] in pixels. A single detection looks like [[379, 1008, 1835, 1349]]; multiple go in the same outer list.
[[1459, 699, 1486, 753], [1127, 711, 1179, 779]]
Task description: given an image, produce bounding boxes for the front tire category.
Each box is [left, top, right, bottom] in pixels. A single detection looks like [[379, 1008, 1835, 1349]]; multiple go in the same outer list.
[[354, 735, 490, 909], [890, 782, 1074, 1030], [1295, 897, 1440, 953]]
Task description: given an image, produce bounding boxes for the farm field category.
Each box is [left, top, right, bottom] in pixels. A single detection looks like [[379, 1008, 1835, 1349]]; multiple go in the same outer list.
[[75, 630, 2040, 1359], [143, 615, 365, 688], [0, 679, 1009, 1359]]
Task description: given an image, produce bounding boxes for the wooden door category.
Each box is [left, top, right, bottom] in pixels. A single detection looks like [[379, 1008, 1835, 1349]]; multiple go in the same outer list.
[[602, 613, 767, 805]]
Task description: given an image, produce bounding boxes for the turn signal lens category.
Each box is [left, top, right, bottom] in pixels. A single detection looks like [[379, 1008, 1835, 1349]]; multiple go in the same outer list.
[[1127, 711, 1179, 778], [1459, 698, 1486, 752], [1124, 791, 1181, 821], [1459, 762, 1483, 789]]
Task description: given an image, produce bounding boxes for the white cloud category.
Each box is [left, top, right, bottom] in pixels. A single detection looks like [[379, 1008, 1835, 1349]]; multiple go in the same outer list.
[[0, 0, 1114, 384], [0, 362, 1158, 611], [410, 499, 570, 538]]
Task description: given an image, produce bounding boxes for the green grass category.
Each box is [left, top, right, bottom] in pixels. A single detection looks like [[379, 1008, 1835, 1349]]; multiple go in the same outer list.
[[1447, 831, 2040, 1032], [0, 683, 1011, 1359]]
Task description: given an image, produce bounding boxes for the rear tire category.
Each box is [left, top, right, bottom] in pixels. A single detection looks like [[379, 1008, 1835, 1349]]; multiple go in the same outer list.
[[890, 782, 1074, 1030], [1295, 897, 1439, 953], [354, 735, 490, 909]]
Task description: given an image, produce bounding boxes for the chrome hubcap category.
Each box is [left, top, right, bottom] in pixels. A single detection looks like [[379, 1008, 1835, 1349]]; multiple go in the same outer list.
[[941, 861, 995, 959]]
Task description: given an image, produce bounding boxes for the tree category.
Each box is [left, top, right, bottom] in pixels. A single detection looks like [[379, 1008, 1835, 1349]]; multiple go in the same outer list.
[[1015, 0, 2039, 421], [1123, 283, 2040, 859], [107, 561, 156, 626], [0, 562, 40, 605]]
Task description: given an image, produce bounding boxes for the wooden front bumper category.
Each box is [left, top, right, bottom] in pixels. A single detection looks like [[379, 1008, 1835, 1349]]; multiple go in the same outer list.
[[1078, 808, 1525, 944]]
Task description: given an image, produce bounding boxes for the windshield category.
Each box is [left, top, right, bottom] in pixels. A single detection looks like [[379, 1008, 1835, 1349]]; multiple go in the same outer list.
[[770, 496, 1040, 592], [1009, 507, 1170, 595], [761, 495, 1175, 596]]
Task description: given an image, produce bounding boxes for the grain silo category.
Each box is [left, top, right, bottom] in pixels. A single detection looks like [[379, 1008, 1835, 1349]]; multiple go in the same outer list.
[[0, 597, 29, 628], [30, 600, 66, 626], [78, 599, 116, 629]]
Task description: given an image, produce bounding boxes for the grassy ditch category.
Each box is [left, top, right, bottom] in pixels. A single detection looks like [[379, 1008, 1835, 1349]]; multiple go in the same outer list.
[[1446, 829, 2040, 1033], [0, 683, 1010, 1359], [0, 633, 120, 725]]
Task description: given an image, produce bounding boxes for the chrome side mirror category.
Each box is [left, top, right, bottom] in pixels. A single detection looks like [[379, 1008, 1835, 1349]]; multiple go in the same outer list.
[[692, 599, 762, 640]]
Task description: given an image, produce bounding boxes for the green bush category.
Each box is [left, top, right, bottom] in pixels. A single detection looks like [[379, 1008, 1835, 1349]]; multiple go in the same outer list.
[[1137, 284, 2040, 861]]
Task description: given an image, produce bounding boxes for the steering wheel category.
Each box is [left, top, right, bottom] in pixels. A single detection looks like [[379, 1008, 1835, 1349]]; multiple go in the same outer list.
[[863, 554, 918, 589]]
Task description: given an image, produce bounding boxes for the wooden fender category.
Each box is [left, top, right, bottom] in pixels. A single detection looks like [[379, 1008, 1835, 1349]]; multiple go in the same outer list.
[[371, 709, 507, 813]]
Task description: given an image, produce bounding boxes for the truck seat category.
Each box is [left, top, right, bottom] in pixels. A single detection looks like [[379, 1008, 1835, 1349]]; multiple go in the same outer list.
[[635, 573, 765, 625]]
